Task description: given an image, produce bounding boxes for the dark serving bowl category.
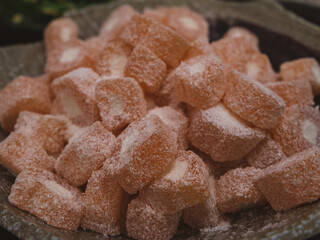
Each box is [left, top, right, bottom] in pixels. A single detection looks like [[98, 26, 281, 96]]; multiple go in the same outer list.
[[1, 0, 320, 239]]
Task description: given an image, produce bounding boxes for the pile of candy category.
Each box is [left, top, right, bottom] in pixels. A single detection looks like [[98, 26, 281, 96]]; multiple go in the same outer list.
[[0, 4, 320, 240]]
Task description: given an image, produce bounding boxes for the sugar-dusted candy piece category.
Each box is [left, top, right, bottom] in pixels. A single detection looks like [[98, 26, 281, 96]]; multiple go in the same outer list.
[[96, 77, 147, 131], [182, 37, 213, 61], [245, 134, 286, 169], [188, 103, 265, 162], [126, 197, 181, 240], [270, 105, 320, 156], [96, 40, 133, 77], [255, 147, 320, 211], [100, 4, 137, 41], [141, 150, 209, 214], [280, 58, 320, 95], [182, 176, 225, 229], [125, 45, 167, 93], [104, 115, 177, 194], [0, 132, 55, 176], [165, 7, 209, 41], [82, 169, 125, 235], [147, 106, 189, 150], [51, 68, 100, 126], [142, 7, 169, 24], [153, 70, 176, 107], [0, 76, 51, 132], [45, 40, 95, 79], [223, 69, 286, 129], [224, 27, 259, 47], [85, 36, 105, 60], [44, 18, 78, 54], [55, 122, 115, 186], [266, 79, 314, 107], [216, 167, 266, 213], [9, 168, 82, 230], [14, 111, 67, 154], [173, 54, 225, 109]]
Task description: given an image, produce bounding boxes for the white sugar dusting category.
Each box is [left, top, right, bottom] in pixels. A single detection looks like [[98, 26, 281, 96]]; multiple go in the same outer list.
[[178, 17, 199, 30], [246, 62, 260, 79], [60, 48, 79, 63], [109, 94, 124, 116], [121, 129, 139, 154], [109, 54, 127, 76], [43, 180, 74, 199], [164, 160, 188, 181], [62, 95, 82, 119], [302, 119, 318, 145], [312, 65, 320, 83], [60, 27, 72, 42], [189, 62, 205, 75]]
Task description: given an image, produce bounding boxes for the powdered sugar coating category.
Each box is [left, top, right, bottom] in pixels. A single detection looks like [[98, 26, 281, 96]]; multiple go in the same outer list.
[[8, 168, 82, 230], [255, 147, 320, 211], [216, 167, 267, 213], [270, 105, 320, 156], [0, 76, 52, 132], [125, 45, 167, 93], [223, 69, 286, 129], [126, 197, 181, 240], [140, 150, 210, 214], [147, 106, 189, 150], [104, 115, 177, 194], [95, 77, 147, 131], [188, 103, 265, 162], [51, 68, 100, 127], [82, 169, 125, 235], [55, 122, 115, 186], [173, 54, 225, 109]]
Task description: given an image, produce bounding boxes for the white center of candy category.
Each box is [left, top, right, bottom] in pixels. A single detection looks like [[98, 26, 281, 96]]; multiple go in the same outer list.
[[312, 66, 320, 83], [246, 62, 260, 79], [109, 94, 124, 116], [231, 31, 244, 38], [109, 55, 128, 76], [121, 129, 139, 154], [302, 119, 318, 145], [164, 160, 188, 181], [178, 17, 198, 30], [60, 27, 72, 42], [43, 180, 74, 199], [60, 48, 79, 63], [189, 62, 205, 75], [62, 95, 82, 119]]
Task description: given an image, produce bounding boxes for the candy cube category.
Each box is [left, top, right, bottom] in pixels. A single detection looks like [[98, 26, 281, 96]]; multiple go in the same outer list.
[[51, 68, 100, 127], [216, 167, 266, 213], [124, 45, 167, 93], [270, 105, 320, 156], [266, 79, 314, 107], [55, 122, 115, 186], [223, 69, 285, 129], [165, 7, 208, 41], [245, 134, 286, 169], [104, 114, 177, 194], [82, 169, 125, 236], [142, 7, 169, 24], [8, 169, 82, 230], [182, 37, 214, 61], [140, 150, 210, 214], [44, 18, 79, 54], [0, 76, 52, 132], [255, 147, 320, 211], [96, 40, 133, 77], [126, 197, 181, 240], [147, 106, 189, 150], [182, 176, 225, 229], [100, 4, 137, 41], [188, 103, 265, 162], [45, 40, 96, 79], [280, 58, 320, 95], [173, 54, 225, 109], [14, 111, 68, 155]]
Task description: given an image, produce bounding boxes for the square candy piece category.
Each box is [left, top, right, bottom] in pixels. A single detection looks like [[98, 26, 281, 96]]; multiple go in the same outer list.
[[255, 147, 320, 211], [9, 169, 82, 230], [0, 76, 52, 132], [104, 114, 177, 194], [95, 77, 147, 131], [51, 68, 100, 127], [55, 122, 115, 186]]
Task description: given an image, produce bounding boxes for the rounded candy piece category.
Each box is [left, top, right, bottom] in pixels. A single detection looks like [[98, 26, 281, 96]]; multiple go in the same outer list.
[[104, 114, 177, 194], [55, 122, 115, 186], [9, 169, 82, 230], [223, 69, 286, 129], [255, 147, 320, 211], [95, 77, 147, 131], [188, 103, 265, 162]]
